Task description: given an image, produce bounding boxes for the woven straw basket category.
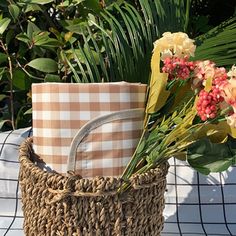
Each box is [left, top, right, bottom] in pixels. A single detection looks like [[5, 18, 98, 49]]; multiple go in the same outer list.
[[19, 109, 169, 236]]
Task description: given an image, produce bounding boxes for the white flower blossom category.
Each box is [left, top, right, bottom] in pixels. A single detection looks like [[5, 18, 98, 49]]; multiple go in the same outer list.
[[227, 65, 236, 78], [153, 32, 196, 61]]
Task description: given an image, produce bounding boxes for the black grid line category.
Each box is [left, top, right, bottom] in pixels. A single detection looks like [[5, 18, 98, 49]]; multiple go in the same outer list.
[[3, 180, 20, 236], [174, 158, 183, 236], [162, 158, 236, 236], [0, 130, 13, 156], [0, 127, 32, 236], [166, 202, 236, 206], [219, 172, 233, 236], [162, 233, 233, 236], [164, 221, 236, 225]]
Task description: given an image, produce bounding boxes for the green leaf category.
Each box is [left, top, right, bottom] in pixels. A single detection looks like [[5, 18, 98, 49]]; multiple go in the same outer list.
[[65, 20, 88, 34], [187, 138, 236, 175], [25, 3, 43, 13], [27, 21, 41, 39], [33, 31, 61, 47], [0, 67, 6, 80], [159, 124, 169, 133], [24, 108, 32, 115], [70, 46, 89, 83], [27, 58, 58, 73], [57, 0, 69, 7], [6, 29, 15, 46], [83, 0, 101, 13], [12, 69, 31, 90], [61, 50, 82, 83], [74, 0, 86, 4], [23, 0, 54, 4], [35, 38, 61, 47], [16, 33, 31, 44], [0, 53, 7, 64], [173, 117, 183, 125], [0, 94, 7, 101], [44, 74, 61, 82], [58, 0, 85, 7], [194, 17, 236, 68], [136, 140, 146, 154], [0, 18, 11, 35], [8, 4, 20, 21]]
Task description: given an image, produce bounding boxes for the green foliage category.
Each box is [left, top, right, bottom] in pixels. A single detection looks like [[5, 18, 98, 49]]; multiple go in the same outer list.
[[194, 16, 236, 68], [0, 0, 104, 130], [0, 0, 187, 130], [0, 18, 11, 34], [27, 58, 58, 73], [187, 138, 236, 174]]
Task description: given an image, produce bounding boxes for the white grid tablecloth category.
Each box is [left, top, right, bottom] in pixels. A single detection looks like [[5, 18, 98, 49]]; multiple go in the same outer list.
[[0, 127, 236, 236]]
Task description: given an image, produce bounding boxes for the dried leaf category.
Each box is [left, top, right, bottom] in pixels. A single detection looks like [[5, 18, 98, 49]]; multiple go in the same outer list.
[[173, 152, 187, 161], [170, 81, 193, 111], [228, 125, 236, 138], [146, 46, 170, 114], [204, 76, 213, 92], [193, 121, 231, 143]]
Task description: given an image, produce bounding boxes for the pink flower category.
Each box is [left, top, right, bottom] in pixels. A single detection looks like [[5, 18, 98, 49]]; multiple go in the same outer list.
[[221, 78, 236, 105], [213, 67, 228, 88], [162, 56, 195, 81], [220, 78, 236, 127], [193, 60, 215, 87]]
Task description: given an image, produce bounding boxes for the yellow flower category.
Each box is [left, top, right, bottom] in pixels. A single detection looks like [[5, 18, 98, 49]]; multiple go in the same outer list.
[[153, 32, 196, 60]]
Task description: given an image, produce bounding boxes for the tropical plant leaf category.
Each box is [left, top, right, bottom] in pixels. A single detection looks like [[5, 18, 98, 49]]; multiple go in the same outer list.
[[187, 138, 236, 175], [61, 50, 81, 83], [194, 16, 236, 68], [58, 0, 189, 84], [139, 0, 187, 36]]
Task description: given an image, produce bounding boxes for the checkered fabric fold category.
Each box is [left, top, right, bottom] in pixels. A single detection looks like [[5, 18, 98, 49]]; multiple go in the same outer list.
[[32, 82, 147, 178]]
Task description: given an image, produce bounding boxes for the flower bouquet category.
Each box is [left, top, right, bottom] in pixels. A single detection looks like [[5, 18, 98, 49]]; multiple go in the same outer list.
[[120, 32, 236, 191]]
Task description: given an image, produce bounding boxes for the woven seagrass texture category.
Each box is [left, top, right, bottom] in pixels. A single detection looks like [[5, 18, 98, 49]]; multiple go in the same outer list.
[[19, 138, 169, 236]]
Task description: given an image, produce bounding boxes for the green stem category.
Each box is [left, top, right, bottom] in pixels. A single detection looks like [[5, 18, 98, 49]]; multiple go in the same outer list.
[[0, 40, 15, 130], [121, 125, 148, 181], [8, 54, 15, 130]]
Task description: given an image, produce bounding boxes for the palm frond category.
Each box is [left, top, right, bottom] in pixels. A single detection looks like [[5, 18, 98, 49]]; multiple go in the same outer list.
[[194, 16, 236, 68], [64, 0, 190, 83], [61, 0, 189, 83]]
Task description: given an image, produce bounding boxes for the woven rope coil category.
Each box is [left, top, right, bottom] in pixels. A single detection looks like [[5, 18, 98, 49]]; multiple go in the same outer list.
[[19, 138, 169, 236]]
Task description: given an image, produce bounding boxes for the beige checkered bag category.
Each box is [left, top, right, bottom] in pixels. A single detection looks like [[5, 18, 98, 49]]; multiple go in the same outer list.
[[32, 82, 147, 178]]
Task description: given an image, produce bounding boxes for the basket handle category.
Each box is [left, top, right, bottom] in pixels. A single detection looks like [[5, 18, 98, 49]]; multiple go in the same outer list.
[[67, 108, 144, 174]]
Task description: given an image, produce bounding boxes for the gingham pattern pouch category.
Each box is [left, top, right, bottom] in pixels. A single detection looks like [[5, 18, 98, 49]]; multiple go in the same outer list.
[[32, 82, 147, 178]]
